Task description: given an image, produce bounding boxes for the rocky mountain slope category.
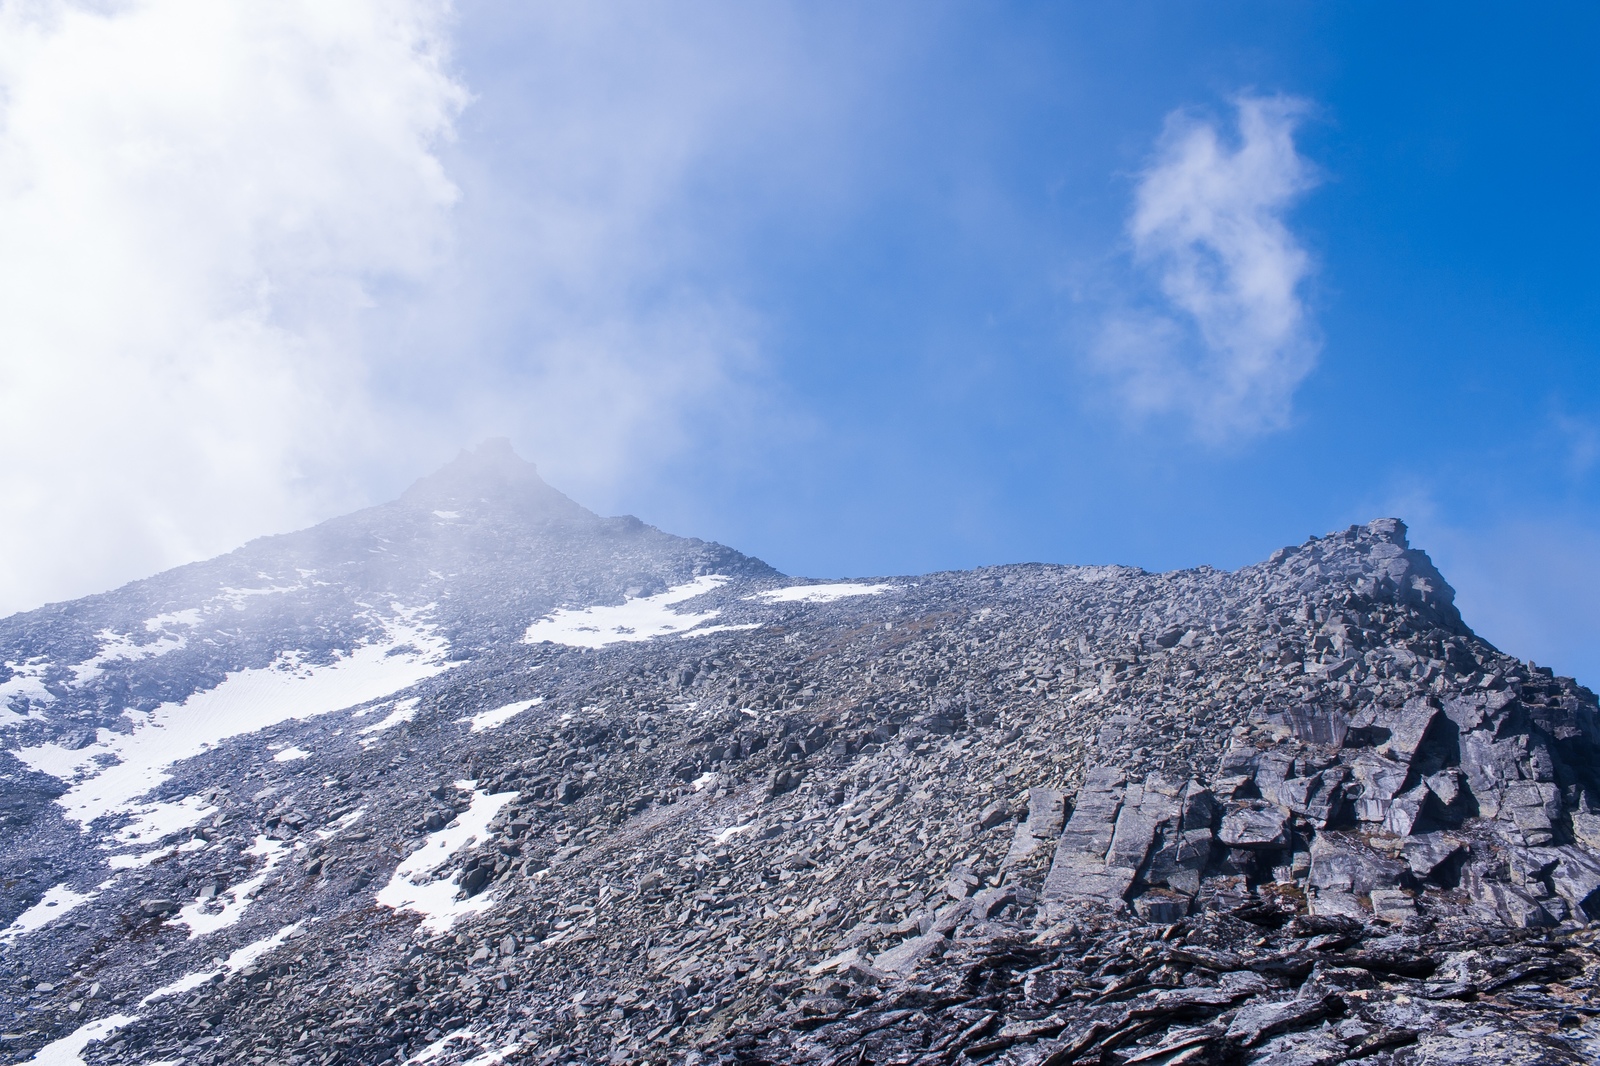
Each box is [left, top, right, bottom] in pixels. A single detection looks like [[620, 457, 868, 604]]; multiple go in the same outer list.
[[2, 443, 1598, 1065]]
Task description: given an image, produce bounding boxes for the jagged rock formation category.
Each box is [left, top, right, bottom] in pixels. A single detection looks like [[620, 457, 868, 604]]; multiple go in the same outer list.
[[1, 445, 1598, 1065]]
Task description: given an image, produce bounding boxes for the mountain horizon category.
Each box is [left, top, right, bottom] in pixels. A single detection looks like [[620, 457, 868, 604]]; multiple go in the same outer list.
[[2, 445, 1598, 1065]]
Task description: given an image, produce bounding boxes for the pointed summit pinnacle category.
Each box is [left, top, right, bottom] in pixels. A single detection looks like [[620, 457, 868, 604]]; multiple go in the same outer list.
[[398, 439, 589, 520]]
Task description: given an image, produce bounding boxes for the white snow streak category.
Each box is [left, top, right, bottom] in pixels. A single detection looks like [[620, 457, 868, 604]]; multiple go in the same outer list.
[[754, 583, 894, 603], [27, 920, 308, 1063], [113, 794, 219, 848], [68, 617, 192, 687], [0, 883, 93, 944], [316, 807, 367, 840], [142, 921, 304, 1005], [375, 782, 515, 932], [108, 836, 207, 870], [405, 1029, 479, 1064], [0, 657, 53, 721], [681, 623, 762, 639], [13, 612, 452, 834], [711, 823, 755, 845], [460, 697, 542, 733], [25, 1012, 136, 1066], [358, 696, 421, 743], [272, 745, 311, 762], [522, 575, 728, 648], [175, 836, 288, 938]]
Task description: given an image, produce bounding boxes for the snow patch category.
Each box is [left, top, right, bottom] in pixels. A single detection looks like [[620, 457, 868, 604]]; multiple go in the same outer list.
[[1, 657, 54, 720], [69, 620, 192, 687], [358, 697, 420, 743], [681, 623, 762, 639], [316, 806, 366, 840], [375, 782, 516, 932], [460, 697, 542, 733], [272, 745, 311, 762], [142, 920, 303, 1004], [522, 576, 729, 648], [403, 1029, 522, 1066], [27, 923, 304, 1064], [147, 608, 202, 630], [175, 836, 288, 938], [432, 510, 459, 520], [114, 794, 219, 848], [462, 1041, 524, 1066], [710, 823, 755, 845], [406, 1029, 479, 1064], [214, 583, 303, 610], [109, 836, 207, 870], [0, 883, 94, 945], [14, 611, 452, 832], [754, 582, 895, 603], [24, 1012, 136, 1065]]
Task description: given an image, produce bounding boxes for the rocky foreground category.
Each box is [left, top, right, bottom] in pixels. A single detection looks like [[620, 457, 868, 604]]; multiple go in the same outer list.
[[1, 446, 1598, 1064]]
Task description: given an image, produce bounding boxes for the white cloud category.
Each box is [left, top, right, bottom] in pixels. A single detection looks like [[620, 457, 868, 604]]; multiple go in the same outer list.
[[1095, 94, 1320, 439], [0, 2, 874, 615], [0, 0, 465, 614]]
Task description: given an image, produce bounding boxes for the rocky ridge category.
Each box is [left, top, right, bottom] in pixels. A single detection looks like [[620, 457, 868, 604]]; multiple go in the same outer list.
[[1, 448, 1598, 1065]]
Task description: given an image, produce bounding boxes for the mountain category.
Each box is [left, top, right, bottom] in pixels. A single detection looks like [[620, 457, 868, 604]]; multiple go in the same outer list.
[[2, 443, 1598, 1065]]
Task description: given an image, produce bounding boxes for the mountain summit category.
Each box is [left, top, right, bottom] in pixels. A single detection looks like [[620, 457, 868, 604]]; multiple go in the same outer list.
[[2, 456, 1598, 1065], [397, 439, 590, 520]]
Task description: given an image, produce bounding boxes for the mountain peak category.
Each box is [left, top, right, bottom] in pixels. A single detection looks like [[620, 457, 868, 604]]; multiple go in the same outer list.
[[397, 439, 589, 520]]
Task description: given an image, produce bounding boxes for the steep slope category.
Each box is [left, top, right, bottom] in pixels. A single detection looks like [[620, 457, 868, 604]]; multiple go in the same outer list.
[[1, 453, 1598, 1066]]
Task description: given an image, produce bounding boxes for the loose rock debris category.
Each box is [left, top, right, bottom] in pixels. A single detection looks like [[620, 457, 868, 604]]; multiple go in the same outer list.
[[1, 448, 1598, 1065]]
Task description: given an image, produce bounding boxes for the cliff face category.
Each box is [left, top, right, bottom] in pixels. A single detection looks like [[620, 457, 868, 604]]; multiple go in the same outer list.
[[2, 457, 1598, 1065]]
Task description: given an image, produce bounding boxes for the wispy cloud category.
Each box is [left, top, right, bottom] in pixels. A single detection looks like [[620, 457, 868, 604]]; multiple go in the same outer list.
[[1094, 94, 1321, 440]]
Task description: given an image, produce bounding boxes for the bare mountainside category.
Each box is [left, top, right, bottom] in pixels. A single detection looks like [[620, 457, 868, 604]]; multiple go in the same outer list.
[[2, 442, 1598, 1066]]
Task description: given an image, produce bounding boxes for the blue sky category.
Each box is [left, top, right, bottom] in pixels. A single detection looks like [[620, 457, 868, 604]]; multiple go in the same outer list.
[[1, 2, 1596, 681]]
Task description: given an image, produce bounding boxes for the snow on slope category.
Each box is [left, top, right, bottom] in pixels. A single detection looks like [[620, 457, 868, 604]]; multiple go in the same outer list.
[[375, 783, 516, 932], [754, 582, 895, 603], [26, 922, 307, 1065], [522, 576, 729, 648], [0, 884, 94, 945], [174, 836, 289, 938], [13, 611, 454, 842], [461, 697, 543, 733]]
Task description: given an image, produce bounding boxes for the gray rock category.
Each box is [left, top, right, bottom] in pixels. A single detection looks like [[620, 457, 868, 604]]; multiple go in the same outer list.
[[1308, 833, 1404, 894], [1348, 754, 1409, 823], [1382, 784, 1430, 836], [1026, 787, 1067, 839], [1369, 889, 1416, 924], [1402, 832, 1468, 879], [1226, 991, 1337, 1048], [1375, 696, 1441, 764], [1218, 802, 1289, 849], [1424, 768, 1462, 808]]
